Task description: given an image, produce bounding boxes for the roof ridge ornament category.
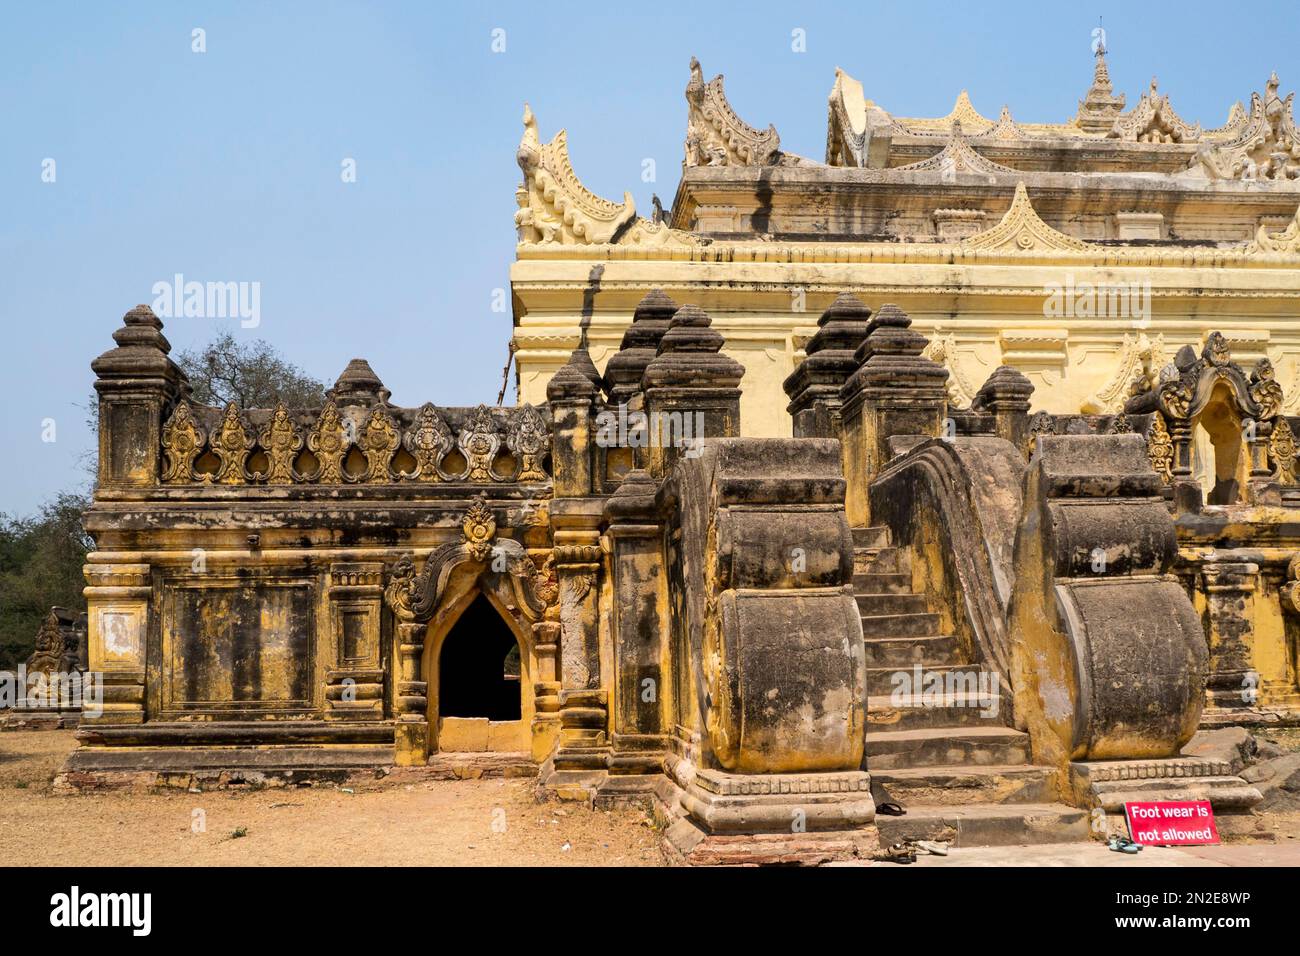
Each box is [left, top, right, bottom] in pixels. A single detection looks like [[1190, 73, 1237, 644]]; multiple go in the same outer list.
[[962, 182, 1094, 252], [1185, 73, 1300, 180], [684, 57, 782, 168], [894, 119, 1019, 178], [514, 103, 636, 244], [1107, 76, 1202, 143]]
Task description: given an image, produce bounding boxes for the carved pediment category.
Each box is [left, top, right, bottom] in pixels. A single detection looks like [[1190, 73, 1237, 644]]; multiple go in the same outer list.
[[895, 120, 1019, 178], [962, 183, 1093, 253], [384, 495, 550, 626]]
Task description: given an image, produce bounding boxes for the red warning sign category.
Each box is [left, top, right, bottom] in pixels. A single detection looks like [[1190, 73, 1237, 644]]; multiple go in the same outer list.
[[1124, 800, 1220, 846]]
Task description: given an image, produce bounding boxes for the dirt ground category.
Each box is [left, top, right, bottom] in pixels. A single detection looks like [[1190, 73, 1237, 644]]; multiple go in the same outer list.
[[0, 731, 666, 866]]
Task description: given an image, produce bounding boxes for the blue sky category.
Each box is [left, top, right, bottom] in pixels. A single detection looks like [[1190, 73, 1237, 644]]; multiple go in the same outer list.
[[2, 0, 1296, 515]]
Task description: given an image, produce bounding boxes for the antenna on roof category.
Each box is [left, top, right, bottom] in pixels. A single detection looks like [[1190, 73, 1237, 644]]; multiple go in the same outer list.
[[1091, 17, 1107, 56]]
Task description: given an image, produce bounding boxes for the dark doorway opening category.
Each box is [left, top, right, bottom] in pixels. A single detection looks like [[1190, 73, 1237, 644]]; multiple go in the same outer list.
[[439, 593, 522, 721]]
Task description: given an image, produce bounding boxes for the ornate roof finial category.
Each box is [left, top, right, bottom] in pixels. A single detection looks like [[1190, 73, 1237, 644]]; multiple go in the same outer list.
[[1076, 24, 1126, 133]]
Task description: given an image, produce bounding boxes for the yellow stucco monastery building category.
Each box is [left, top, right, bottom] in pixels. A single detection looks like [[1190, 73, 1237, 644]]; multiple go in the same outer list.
[[510, 51, 1300, 495]]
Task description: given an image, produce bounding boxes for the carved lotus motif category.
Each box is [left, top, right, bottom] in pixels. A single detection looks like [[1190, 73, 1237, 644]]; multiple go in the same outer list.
[[211, 403, 253, 484], [458, 405, 502, 482], [161, 400, 206, 483], [257, 403, 303, 484], [462, 496, 497, 562], [307, 401, 349, 483], [402, 403, 452, 481], [507, 403, 549, 482]]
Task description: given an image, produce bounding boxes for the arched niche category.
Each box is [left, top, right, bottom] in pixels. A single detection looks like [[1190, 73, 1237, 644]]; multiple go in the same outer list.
[[1191, 380, 1250, 504]]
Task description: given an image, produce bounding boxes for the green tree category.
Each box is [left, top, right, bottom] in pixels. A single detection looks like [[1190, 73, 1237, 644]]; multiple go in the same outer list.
[[175, 331, 326, 408], [0, 492, 92, 669]]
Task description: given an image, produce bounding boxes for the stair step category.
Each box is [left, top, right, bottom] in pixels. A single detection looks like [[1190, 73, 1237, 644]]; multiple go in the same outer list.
[[866, 664, 967, 697], [854, 547, 904, 575], [853, 572, 912, 595], [857, 592, 928, 616], [876, 803, 1090, 848], [871, 764, 1055, 806], [860, 612, 941, 639], [852, 526, 890, 549], [867, 692, 1000, 730], [865, 726, 1032, 770], [862, 635, 962, 668]]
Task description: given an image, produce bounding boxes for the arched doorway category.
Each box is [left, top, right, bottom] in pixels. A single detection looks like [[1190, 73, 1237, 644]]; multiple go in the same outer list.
[[426, 588, 533, 753], [439, 594, 522, 721]]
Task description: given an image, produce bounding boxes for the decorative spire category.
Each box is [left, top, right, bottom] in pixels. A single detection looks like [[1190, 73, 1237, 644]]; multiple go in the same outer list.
[[329, 358, 390, 406], [784, 293, 875, 434], [1075, 47, 1127, 133], [641, 305, 745, 391], [603, 289, 678, 404], [547, 346, 602, 403]]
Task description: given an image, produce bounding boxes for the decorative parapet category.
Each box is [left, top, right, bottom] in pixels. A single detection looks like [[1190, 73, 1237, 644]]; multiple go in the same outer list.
[[158, 364, 551, 487], [963, 183, 1095, 253], [684, 57, 781, 168], [1107, 77, 1202, 143], [1184, 72, 1300, 181]]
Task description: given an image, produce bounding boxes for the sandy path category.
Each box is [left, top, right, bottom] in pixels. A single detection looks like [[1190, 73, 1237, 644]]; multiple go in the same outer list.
[[0, 731, 665, 867]]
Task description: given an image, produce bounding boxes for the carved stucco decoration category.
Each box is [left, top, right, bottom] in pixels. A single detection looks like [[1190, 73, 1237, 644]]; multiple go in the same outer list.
[[923, 332, 980, 407], [1147, 411, 1175, 482], [513, 104, 698, 248], [26, 611, 67, 675], [257, 403, 302, 484], [358, 405, 400, 482], [1082, 333, 1169, 414], [963, 182, 1093, 253], [1146, 333, 1278, 426], [1246, 205, 1300, 255], [458, 405, 503, 482], [307, 400, 349, 483], [1251, 357, 1285, 421], [1025, 410, 1056, 456], [514, 103, 635, 245], [1270, 415, 1298, 484], [401, 403, 453, 481], [210, 403, 253, 485], [1108, 78, 1202, 143], [507, 403, 549, 482], [893, 120, 1020, 179], [161, 400, 206, 483], [383, 495, 548, 627], [684, 57, 781, 168], [1186, 73, 1300, 181], [973, 106, 1026, 142]]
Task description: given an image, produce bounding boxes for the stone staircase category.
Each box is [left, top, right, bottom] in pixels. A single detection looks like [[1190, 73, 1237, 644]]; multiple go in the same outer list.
[[854, 526, 1090, 847]]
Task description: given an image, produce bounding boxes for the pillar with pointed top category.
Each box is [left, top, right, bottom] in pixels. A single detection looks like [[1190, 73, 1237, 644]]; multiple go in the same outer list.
[[838, 303, 948, 525], [641, 304, 745, 479], [92, 305, 187, 488], [783, 292, 874, 438]]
